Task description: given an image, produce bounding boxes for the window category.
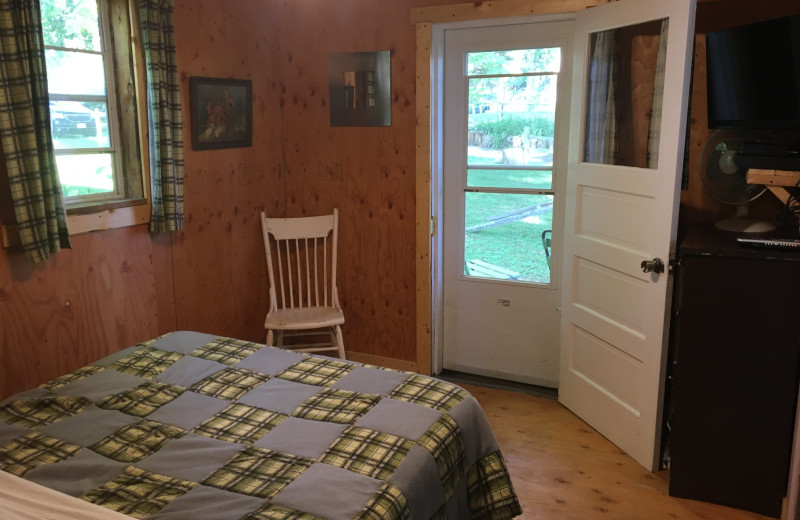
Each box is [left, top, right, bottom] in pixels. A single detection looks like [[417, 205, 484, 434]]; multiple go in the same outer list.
[[41, 0, 144, 209], [462, 47, 561, 284]]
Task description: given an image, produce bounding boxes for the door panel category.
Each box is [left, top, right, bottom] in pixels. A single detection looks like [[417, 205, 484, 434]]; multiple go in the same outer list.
[[442, 20, 573, 388], [559, 0, 696, 470]]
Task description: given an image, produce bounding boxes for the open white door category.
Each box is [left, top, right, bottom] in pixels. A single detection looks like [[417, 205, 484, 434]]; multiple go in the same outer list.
[[559, 0, 696, 470]]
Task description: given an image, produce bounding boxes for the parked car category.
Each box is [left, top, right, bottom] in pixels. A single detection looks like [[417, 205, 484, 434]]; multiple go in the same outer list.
[[49, 101, 98, 137]]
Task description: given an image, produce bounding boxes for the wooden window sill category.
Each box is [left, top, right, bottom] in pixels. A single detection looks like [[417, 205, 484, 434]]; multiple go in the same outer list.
[[1, 201, 151, 248]]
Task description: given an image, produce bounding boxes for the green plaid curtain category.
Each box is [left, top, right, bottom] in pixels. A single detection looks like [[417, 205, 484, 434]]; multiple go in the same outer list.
[[139, 0, 183, 232], [0, 0, 70, 263]]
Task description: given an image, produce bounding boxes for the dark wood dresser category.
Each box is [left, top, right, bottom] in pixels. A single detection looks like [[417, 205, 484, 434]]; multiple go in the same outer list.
[[668, 225, 800, 518]]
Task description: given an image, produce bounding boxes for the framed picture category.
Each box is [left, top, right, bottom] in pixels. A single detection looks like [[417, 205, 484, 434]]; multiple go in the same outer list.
[[328, 51, 391, 127], [189, 77, 252, 150]]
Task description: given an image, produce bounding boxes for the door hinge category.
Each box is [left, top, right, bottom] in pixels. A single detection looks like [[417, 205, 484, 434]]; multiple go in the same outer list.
[[430, 216, 437, 236]]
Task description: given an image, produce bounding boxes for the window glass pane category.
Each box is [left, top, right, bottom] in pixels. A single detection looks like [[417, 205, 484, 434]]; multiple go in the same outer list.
[[583, 19, 668, 168], [466, 169, 552, 190], [45, 49, 106, 96], [464, 192, 552, 284], [468, 75, 556, 168], [55, 153, 114, 197], [40, 0, 101, 52], [467, 48, 561, 75], [50, 100, 109, 148]]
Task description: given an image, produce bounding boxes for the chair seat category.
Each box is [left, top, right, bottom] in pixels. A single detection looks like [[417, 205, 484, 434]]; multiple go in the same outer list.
[[265, 306, 344, 330]]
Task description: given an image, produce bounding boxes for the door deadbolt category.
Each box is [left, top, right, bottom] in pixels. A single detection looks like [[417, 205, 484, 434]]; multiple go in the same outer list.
[[640, 258, 665, 274]]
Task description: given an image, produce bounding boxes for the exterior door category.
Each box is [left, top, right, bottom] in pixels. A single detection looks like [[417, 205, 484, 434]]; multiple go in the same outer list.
[[442, 20, 573, 388], [558, 0, 696, 470]]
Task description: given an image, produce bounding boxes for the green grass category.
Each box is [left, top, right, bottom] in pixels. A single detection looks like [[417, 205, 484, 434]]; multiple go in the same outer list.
[[61, 184, 112, 197], [464, 191, 552, 284], [463, 157, 554, 283]]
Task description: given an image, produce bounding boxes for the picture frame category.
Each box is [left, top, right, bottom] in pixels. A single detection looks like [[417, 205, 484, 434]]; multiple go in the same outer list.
[[189, 77, 252, 150], [328, 51, 391, 127]]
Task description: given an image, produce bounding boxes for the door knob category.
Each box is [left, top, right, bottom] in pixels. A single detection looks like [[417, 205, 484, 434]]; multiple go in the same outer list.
[[640, 258, 665, 274]]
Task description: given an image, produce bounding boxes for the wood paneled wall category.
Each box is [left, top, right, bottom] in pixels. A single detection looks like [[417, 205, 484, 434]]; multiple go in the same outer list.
[[2, 0, 799, 399], [0, 227, 162, 397]]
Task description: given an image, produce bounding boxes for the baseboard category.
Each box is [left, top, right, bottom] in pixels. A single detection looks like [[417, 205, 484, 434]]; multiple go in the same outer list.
[[346, 351, 418, 373]]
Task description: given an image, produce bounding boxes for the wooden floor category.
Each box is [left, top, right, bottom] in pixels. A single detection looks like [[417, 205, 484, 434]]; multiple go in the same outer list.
[[464, 383, 775, 520]]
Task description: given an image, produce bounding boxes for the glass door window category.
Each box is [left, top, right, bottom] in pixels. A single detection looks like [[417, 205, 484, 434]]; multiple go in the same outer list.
[[463, 48, 561, 284]]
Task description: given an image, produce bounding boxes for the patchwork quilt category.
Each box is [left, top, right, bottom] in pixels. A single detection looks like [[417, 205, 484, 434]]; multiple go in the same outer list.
[[0, 331, 522, 520]]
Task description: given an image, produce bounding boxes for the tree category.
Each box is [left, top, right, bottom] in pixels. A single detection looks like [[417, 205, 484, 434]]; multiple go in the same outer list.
[[41, 0, 99, 50]]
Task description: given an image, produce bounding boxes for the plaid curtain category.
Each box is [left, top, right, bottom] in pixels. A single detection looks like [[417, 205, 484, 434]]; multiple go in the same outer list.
[[139, 0, 183, 232], [0, 0, 70, 263], [584, 29, 618, 165]]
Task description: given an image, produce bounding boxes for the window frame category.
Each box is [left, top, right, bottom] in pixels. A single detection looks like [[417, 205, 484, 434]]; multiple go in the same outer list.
[[44, 0, 149, 220]]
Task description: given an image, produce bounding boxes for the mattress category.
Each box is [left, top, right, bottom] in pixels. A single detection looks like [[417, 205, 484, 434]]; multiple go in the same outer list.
[[0, 331, 521, 519]]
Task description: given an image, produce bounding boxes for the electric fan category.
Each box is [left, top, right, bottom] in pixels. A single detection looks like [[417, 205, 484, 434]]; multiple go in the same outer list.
[[699, 130, 776, 233]]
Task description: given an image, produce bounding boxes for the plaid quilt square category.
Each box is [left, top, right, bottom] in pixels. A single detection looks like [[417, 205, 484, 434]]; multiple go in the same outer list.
[[188, 337, 263, 366], [355, 484, 410, 520], [322, 426, 413, 481], [39, 366, 106, 391], [244, 503, 326, 520], [388, 375, 468, 412], [81, 465, 196, 519], [203, 446, 313, 499], [190, 368, 270, 401], [0, 431, 81, 476], [467, 451, 522, 519], [0, 394, 91, 428], [417, 414, 466, 501], [109, 346, 184, 379], [291, 389, 380, 425], [276, 358, 355, 387], [90, 419, 185, 463], [96, 382, 185, 417], [194, 404, 287, 445]]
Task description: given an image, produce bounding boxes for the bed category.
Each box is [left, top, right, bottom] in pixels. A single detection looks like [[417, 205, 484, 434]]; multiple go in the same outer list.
[[0, 331, 522, 520]]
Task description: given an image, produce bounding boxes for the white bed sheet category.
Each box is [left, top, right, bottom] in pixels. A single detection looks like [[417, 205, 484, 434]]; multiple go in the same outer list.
[[0, 469, 131, 520]]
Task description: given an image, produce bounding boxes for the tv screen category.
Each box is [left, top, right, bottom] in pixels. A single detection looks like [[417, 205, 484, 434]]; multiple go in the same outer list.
[[706, 14, 800, 129]]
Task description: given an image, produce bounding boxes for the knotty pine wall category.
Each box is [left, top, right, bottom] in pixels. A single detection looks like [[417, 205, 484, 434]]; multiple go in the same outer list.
[[2, 0, 799, 399]]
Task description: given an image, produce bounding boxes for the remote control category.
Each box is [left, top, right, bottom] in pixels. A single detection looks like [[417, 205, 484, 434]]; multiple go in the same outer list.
[[736, 237, 800, 250]]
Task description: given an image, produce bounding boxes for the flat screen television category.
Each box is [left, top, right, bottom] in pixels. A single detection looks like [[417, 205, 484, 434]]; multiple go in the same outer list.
[[706, 14, 800, 129]]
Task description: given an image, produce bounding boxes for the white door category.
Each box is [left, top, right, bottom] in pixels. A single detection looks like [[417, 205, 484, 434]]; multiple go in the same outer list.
[[559, 0, 696, 470], [441, 20, 573, 388]]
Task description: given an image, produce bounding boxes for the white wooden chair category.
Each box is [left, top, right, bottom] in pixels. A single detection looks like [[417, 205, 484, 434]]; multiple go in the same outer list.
[[260, 209, 345, 359]]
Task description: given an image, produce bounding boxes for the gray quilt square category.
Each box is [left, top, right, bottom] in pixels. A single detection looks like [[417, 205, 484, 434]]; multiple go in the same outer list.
[[150, 331, 221, 354], [272, 462, 382, 520], [0, 421, 28, 447], [156, 356, 227, 387], [40, 405, 138, 446], [147, 392, 230, 430], [25, 449, 126, 497], [0, 388, 49, 406], [445, 474, 469, 519], [237, 378, 322, 414], [448, 396, 499, 468], [387, 444, 444, 520], [253, 416, 346, 459], [91, 346, 139, 367], [355, 398, 442, 441], [149, 484, 264, 520], [234, 346, 304, 375], [53, 370, 145, 402], [331, 366, 410, 395], [136, 433, 245, 482]]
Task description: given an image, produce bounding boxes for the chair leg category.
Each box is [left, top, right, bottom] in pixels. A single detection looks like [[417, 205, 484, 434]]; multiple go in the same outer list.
[[334, 325, 345, 360], [266, 329, 274, 346]]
